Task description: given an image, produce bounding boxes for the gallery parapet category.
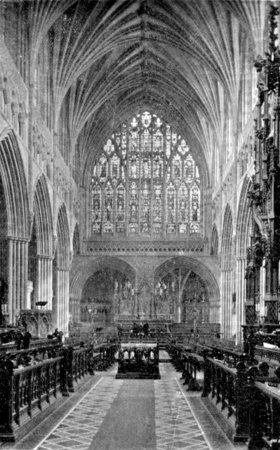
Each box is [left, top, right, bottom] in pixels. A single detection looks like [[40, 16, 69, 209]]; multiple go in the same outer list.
[[85, 237, 205, 254]]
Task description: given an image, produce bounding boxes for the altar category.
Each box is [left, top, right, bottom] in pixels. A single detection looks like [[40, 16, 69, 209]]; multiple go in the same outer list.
[[115, 343, 160, 379]]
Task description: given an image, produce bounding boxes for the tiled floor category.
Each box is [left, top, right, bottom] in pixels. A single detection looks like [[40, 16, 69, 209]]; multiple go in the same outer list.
[[155, 365, 210, 449], [36, 376, 124, 450], [3, 362, 245, 450]]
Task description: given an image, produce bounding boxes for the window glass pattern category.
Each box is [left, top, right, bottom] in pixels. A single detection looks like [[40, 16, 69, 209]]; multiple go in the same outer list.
[[90, 112, 201, 236]]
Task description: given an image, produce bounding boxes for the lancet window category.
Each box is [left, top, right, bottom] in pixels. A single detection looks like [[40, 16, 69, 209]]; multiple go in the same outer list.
[[90, 112, 201, 237]]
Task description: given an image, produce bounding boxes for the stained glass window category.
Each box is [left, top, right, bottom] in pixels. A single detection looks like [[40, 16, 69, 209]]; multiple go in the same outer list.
[[90, 112, 201, 237]]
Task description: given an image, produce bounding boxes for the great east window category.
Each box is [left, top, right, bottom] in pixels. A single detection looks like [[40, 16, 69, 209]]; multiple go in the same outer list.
[[90, 112, 201, 237]]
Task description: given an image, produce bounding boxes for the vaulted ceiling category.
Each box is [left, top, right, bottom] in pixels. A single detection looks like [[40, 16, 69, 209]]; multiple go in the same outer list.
[[23, 0, 266, 184]]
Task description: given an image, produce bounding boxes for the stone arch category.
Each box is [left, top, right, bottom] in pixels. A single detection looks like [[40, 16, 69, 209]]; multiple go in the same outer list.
[[0, 129, 29, 238], [28, 175, 53, 310], [0, 129, 29, 324], [33, 174, 53, 257], [236, 176, 252, 258], [210, 224, 219, 256], [221, 204, 233, 270], [154, 256, 220, 323], [70, 257, 136, 322], [56, 203, 70, 268], [71, 256, 136, 298]]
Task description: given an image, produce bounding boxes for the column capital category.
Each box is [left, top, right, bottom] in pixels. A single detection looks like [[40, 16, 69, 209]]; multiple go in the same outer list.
[[37, 254, 53, 261], [7, 235, 29, 243]]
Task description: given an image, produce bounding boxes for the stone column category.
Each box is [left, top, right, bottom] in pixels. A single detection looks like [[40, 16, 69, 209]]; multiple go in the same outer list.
[[221, 268, 234, 339], [7, 237, 29, 324], [26, 281, 33, 309], [7, 238, 14, 323], [70, 295, 80, 323], [54, 266, 69, 335], [236, 257, 246, 344], [36, 255, 53, 308]]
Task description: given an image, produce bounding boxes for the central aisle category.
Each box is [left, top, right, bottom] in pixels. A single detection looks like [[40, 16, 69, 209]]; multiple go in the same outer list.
[[5, 361, 242, 450]]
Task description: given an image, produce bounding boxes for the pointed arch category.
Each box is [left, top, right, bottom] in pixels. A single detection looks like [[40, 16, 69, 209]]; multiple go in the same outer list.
[[56, 203, 70, 268], [33, 174, 53, 256], [70, 256, 136, 323], [221, 204, 233, 270], [0, 129, 29, 238], [154, 256, 220, 303], [70, 256, 136, 300], [236, 176, 252, 258], [210, 224, 219, 256]]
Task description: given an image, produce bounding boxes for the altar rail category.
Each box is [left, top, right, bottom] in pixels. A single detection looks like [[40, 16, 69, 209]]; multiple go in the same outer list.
[[0, 342, 118, 442], [169, 342, 280, 448]]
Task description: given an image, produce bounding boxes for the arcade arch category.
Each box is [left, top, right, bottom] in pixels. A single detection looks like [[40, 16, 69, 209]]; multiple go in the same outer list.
[[70, 255, 220, 326], [154, 256, 220, 324], [0, 130, 29, 324], [70, 257, 136, 323]]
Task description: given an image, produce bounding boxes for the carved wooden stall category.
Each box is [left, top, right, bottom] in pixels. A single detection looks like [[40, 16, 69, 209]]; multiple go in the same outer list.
[[245, 5, 280, 329], [0, 341, 117, 442]]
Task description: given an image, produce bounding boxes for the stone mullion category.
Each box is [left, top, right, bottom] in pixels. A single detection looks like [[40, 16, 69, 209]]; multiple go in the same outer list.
[[175, 184, 179, 237], [125, 121, 130, 237], [162, 127, 167, 238], [150, 127, 154, 234], [138, 129, 142, 235], [113, 184, 116, 237]]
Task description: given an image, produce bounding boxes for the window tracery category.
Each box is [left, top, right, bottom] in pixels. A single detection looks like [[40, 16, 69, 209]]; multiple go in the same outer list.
[[90, 112, 201, 237]]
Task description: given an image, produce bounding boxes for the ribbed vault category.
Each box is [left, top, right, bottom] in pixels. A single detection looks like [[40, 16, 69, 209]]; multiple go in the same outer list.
[[16, 0, 266, 184]]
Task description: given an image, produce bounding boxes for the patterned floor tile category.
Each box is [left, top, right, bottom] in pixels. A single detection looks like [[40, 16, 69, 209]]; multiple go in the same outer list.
[[35, 376, 123, 450], [31, 363, 225, 450], [154, 364, 210, 450]]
